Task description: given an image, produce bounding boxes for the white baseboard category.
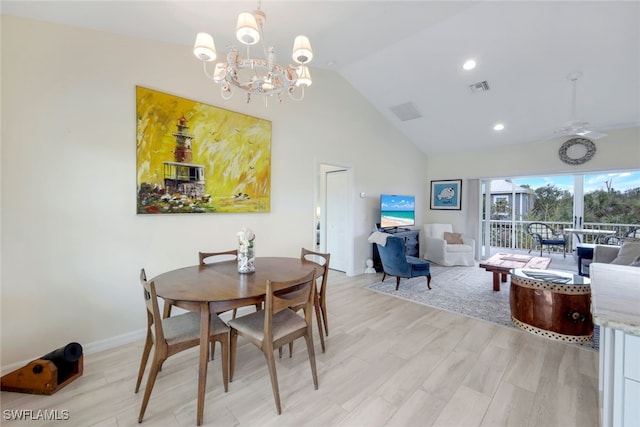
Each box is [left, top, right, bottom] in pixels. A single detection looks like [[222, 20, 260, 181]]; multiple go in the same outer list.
[[83, 328, 146, 355]]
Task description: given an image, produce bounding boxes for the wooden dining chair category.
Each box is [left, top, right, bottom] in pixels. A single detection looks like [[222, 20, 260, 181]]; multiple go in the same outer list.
[[280, 248, 330, 356], [228, 270, 319, 415], [199, 250, 263, 318], [199, 250, 262, 360], [160, 251, 239, 318], [301, 248, 331, 336], [135, 268, 229, 423]]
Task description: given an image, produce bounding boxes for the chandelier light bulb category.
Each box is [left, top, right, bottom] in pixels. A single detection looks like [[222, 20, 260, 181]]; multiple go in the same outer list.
[[193, 32, 217, 61], [236, 12, 261, 45], [295, 65, 312, 87], [212, 63, 226, 82], [262, 76, 275, 92], [292, 35, 313, 64]]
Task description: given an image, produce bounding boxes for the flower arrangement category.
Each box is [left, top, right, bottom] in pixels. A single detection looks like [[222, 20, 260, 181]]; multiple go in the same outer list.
[[236, 227, 256, 273], [236, 227, 255, 254]]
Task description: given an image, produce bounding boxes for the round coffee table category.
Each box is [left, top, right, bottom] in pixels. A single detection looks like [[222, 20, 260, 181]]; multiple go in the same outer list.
[[510, 269, 593, 343]]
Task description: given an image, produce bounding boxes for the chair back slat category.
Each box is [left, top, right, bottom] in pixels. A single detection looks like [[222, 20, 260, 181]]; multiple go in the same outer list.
[[301, 248, 330, 275], [139, 268, 165, 344], [267, 271, 315, 314], [199, 249, 238, 265], [301, 248, 330, 298]]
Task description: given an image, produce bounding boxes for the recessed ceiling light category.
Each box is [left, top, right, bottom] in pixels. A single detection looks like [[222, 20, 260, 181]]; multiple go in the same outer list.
[[463, 59, 476, 70], [493, 123, 505, 131]]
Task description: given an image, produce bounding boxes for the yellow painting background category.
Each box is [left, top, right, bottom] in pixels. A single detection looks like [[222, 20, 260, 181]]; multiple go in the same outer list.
[[136, 86, 271, 213]]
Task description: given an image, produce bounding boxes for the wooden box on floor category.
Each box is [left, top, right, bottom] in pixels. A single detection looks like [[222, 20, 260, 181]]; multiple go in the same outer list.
[[1, 355, 83, 395]]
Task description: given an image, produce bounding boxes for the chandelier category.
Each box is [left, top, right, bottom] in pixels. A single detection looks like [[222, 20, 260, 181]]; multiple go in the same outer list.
[[193, 3, 313, 104]]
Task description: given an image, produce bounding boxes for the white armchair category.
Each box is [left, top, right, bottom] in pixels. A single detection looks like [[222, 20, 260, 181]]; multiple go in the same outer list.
[[423, 223, 475, 266]]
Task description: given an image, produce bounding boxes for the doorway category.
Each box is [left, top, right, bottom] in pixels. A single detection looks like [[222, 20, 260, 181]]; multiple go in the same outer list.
[[316, 163, 353, 274]]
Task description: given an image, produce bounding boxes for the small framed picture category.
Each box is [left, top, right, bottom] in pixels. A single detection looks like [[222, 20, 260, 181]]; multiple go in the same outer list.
[[430, 179, 462, 210]]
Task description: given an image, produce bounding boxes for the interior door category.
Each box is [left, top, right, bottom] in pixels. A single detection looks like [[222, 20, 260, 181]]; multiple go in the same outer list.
[[325, 169, 348, 272]]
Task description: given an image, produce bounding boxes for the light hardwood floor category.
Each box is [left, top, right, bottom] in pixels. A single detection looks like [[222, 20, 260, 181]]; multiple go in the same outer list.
[[1, 271, 599, 426]]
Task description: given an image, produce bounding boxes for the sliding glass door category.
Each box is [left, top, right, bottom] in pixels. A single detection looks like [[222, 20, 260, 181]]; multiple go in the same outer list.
[[481, 170, 640, 258]]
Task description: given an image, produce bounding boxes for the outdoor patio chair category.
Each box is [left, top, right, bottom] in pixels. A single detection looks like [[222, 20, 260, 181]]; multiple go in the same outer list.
[[526, 222, 567, 258], [603, 228, 640, 246]]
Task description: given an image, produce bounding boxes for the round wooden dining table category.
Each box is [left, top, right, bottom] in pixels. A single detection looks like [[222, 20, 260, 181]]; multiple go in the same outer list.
[[151, 257, 317, 426]]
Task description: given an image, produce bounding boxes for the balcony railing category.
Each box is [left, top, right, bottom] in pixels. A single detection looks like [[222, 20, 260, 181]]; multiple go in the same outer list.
[[482, 220, 639, 253]]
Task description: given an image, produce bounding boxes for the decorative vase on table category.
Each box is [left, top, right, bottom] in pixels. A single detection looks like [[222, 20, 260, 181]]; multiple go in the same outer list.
[[237, 228, 256, 274]]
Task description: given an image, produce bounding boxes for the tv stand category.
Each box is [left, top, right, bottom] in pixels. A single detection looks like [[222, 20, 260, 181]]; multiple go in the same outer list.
[[381, 226, 412, 233], [372, 228, 419, 273]]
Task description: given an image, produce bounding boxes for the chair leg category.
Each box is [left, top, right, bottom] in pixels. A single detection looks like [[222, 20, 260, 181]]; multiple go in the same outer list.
[[210, 341, 215, 361], [263, 347, 282, 415], [232, 308, 238, 319], [426, 274, 432, 290], [218, 336, 229, 393], [285, 298, 326, 356], [382, 273, 387, 282], [138, 355, 164, 423], [303, 332, 319, 390], [229, 329, 238, 382], [320, 299, 329, 336], [162, 302, 173, 319], [395, 276, 401, 291], [135, 333, 153, 393], [314, 297, 326, 352]]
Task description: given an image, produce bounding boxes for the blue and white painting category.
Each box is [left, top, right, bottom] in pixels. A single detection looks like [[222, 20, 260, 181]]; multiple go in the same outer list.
[[430, 180, 462, 210]]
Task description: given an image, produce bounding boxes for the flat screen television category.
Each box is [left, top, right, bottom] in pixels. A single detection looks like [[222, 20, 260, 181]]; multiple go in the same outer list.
[[379, 194, 415, 229]]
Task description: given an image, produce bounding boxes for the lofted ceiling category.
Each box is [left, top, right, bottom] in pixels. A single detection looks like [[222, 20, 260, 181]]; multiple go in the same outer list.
[[2, 1, 638, 155]]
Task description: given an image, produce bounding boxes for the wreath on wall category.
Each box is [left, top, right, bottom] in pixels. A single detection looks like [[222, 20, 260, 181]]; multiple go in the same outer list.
[[558, 137, 596, 165]]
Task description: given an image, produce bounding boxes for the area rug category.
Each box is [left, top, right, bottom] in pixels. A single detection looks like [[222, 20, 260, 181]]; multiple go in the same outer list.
[[366, 265, 598, 351]]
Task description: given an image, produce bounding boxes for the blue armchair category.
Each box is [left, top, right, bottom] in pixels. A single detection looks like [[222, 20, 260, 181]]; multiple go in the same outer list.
[[376, 236, 432, 290]]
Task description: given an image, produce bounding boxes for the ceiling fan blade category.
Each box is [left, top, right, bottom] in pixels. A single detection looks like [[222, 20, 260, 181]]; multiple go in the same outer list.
[[576, 129, 607, 140], [555, 119, 590, 136]]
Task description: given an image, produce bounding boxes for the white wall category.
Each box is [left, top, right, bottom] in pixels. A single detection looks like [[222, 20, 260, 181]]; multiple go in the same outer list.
[[0, 16, 429, 367]]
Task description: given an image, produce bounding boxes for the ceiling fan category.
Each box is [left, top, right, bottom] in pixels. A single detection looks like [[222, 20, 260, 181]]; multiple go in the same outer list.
[[554, 72, 607, 140]]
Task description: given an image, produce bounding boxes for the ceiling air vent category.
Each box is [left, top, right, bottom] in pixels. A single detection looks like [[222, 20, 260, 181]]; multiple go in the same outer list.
[[469, 80, 490, 93], [389, 102, 422, 122]]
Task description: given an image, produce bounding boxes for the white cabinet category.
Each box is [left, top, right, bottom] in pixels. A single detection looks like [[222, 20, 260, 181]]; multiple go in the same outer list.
[[599, 329, 640, 427], [590, 264, 640, 427], [624, 378, 640, 427]]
